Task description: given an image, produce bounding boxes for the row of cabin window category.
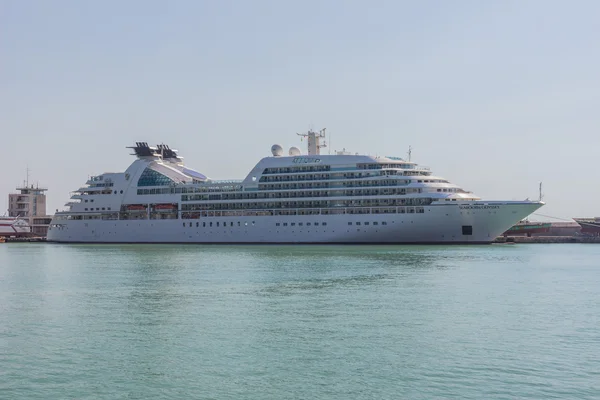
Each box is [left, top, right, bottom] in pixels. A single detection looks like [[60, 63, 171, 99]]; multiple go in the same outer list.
[[83, 190, 124, 200], [255, 188, 421, 196], [274, 222, 328, 227], [89, 182, 114, 188], [137, 186, 242, 195], [262, 163, 427, 176], [262, 166, 332, 174], [181, 198, 432, 211], [259, 170, 405, 182], [418, 179, 449, 183], [348, 221, 388, 226], [184, 221, 256, 228], [84, 207, 112, 211], [358, 163, 414, 170], [186, 190, 420, 202]]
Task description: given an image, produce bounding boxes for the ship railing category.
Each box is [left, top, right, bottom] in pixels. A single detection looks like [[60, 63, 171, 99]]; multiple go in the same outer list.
[[205, 179, 244, 184]]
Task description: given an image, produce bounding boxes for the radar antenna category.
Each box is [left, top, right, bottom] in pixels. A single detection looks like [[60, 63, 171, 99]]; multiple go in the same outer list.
[[408, 145, 412, 162], [539, 182, 544, 202], [297, 128, 327, 156]]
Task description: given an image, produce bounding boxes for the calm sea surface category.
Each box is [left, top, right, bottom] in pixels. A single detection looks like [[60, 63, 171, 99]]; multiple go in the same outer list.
[[1, 243, 599, 399]]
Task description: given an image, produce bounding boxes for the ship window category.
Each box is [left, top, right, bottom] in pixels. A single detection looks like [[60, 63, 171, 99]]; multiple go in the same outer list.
[[322, 222, 327, 226], [356, 222, 361, 225], [102, 207, 105, 210], [137, 168, 174, 187], [291, 223, 296, 226], [238, 221, 241, 226], [348, 222, 352, 225], [189, 222, 192, 227], [85, 208, 88, 211], [230, 222, 233, 227], [120, 190, 123, 194], [216, 222, 219, 227], [382, 221, 387, 225], [182, 222, 185, 227], [462, 225, 473, 235], [210, 222, 213, 227], [314, 222, 319, 226], [283, 223, 288, 226], [203, 222, 206, 227], [299, 223, 303, 226], [84, 199, 88, 203], [373, 222, 378, 225], [276, 223, 280, 226], [90, 199, 94, 202], [196, 222, 199, 227], [365, 222, 369, 225]]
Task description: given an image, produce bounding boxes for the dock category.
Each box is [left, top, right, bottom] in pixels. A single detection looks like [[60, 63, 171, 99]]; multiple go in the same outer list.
[[494, 236, 600, 244], [3, 236, 47, 243]]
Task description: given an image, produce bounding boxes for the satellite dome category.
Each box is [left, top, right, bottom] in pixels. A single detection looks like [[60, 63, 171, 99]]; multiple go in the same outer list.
[[271, 144, 283, 156], [289, 146, 301, 156]]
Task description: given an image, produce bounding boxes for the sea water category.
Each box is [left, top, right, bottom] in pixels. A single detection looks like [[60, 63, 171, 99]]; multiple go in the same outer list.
[[1, 243, 599, 399]]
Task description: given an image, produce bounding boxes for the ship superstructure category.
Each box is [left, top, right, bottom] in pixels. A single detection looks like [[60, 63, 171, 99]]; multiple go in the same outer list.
[[48, 131, 544, 243]]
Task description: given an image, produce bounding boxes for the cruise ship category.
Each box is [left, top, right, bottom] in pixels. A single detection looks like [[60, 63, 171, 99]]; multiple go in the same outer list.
[[48, 130, 544, 244]]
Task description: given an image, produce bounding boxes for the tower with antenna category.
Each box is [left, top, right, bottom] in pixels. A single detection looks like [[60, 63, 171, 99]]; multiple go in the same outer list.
[[8, 169, 50, 236], [297, 128, 327, 156], [408, 146, 412, 162], [539, 182, 544, 202]]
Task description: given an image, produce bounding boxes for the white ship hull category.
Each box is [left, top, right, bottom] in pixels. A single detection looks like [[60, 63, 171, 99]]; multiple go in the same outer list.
[[48, 201, 542, 244]]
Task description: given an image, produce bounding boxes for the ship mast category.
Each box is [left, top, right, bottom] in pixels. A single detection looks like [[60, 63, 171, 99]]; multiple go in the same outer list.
[[297, 128, 327, 155], [539, 182, 544, 202]]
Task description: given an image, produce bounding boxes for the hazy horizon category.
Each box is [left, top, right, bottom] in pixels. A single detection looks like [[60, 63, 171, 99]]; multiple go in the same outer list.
[[2, 0, 599, 220]]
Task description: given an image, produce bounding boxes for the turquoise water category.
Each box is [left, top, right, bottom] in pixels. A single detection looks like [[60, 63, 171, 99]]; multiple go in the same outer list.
[[1, 243, 599, 399]]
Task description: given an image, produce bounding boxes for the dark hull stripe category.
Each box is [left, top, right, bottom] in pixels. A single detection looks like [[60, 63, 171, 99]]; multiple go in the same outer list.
[[46, 240, 492, 245]]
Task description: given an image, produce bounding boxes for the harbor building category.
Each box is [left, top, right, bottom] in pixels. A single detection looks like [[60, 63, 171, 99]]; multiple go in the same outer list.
[[8, 184, 51, 236]]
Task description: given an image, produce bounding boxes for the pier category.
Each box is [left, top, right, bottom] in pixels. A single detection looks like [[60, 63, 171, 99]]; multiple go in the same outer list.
[[3, 236, 47, 243], [494, 236, 600, 244]]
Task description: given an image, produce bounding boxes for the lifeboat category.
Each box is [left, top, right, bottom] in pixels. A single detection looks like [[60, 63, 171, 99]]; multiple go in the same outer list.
[[154, 204, 177, 210], [126, 204, 147, 211]]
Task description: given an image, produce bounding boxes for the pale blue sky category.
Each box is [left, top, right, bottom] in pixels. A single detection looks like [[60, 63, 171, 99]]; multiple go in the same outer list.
[[2, 0, 599, 219]]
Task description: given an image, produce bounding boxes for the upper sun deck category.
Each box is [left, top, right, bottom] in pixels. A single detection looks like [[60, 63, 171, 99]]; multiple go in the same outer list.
[[253, 154, 429, 171], [240, 154, 432, 184], [118, 135, 433, 189]]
